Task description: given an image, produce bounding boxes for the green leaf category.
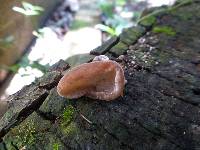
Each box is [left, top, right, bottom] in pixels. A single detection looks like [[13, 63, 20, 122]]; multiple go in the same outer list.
[[153, 26, 176, 36], [96, 24, 117, 36], [9, 64, 20, 72], [116, 0, 126, 6], [12, 6, 27, 15], [30, 61, 49, 73], [22, 1, 44, 11], [12, 2, 44, 16]]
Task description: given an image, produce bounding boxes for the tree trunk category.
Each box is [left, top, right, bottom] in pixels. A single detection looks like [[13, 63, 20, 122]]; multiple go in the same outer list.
[[0, 1, 200, 149]]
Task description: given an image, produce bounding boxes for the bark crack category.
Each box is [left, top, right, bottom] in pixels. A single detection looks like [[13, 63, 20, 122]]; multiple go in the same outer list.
[[0, 92, 49, 140]]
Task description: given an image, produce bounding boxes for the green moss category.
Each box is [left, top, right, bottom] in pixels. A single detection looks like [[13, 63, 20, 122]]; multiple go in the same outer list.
[[138, 0, 194, 28], [62, 122, 78, 135], [153, 26, 176, 36], [139, 15, 156, 27], [60, 104, 76, 134], [53, 143, 60, 150], [120, 26, 145, 45], [9, 119, 36, 148], [59, 105, 79, 135], [138, 2, 193, 31], [110, 41, 128, 56], [62, 105, 75, 124]]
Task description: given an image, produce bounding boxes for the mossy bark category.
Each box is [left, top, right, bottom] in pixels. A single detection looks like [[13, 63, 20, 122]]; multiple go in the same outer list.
[[1, 1, 200, 149]]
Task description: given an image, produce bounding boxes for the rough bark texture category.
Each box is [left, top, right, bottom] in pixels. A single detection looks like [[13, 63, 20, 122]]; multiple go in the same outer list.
[[1, 1, 200, 149]]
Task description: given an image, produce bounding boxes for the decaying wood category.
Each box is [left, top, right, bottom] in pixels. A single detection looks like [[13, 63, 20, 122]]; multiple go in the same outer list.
[[0, 1, 200, 149]]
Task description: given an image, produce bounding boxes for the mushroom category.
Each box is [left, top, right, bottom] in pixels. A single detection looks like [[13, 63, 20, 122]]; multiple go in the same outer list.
[[57, 55, 125, 101]]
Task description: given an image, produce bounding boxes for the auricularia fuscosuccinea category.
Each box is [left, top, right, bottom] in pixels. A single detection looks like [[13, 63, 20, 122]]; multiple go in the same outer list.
[[57, 55, 125, 101]]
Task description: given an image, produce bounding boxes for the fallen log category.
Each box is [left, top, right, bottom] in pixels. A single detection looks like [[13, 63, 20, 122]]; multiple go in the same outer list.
[[0, 1, 200, 149]]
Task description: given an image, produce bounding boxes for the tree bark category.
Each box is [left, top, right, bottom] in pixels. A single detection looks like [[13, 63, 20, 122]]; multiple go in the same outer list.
[[0, 1, 200, 149]]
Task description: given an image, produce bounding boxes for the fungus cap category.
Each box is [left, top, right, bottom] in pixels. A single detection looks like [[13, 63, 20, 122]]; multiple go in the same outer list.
[[57, 59, 125, 101]]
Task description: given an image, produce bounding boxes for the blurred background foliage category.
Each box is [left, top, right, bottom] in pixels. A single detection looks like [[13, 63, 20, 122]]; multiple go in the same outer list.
[[96, 0, 147, 37], [12, 1, 44, 16], [3, 0, 147, 75], [0, 0, 176, 98], [0, 1, 47, 75]]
